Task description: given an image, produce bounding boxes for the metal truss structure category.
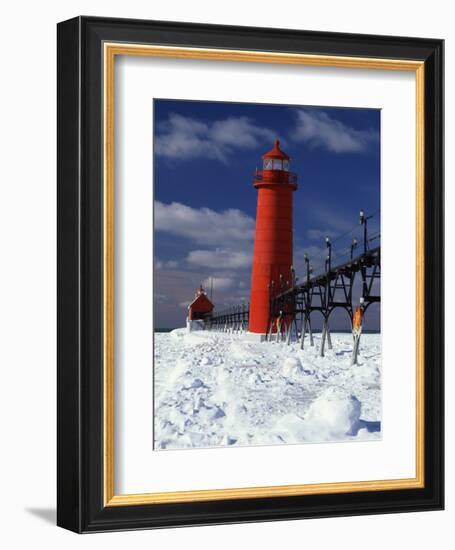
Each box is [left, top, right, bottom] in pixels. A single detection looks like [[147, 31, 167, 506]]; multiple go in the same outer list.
[[270, 245, 380, 356], [202, 210, 381, 361]]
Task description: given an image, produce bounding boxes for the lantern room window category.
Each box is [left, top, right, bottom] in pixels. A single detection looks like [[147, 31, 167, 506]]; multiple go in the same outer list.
[[263, 158, 290, 171]]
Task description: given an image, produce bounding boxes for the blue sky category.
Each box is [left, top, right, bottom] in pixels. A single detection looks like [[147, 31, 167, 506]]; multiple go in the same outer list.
[[154, 99, 381, 330]]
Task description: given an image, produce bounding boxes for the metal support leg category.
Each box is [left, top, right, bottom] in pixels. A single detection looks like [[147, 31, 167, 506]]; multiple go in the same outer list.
[[326, 322, 333, 350], [308, 318, 314, 346], [320, 321, 327, 357], [300, 317, 307, 350], [286, 322, 292, 345], [276, 319, 281, 343], [351, 332, 361, 365]]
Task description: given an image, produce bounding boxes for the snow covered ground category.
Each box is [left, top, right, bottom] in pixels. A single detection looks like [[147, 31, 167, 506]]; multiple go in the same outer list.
[[154, 329, 381, 450]]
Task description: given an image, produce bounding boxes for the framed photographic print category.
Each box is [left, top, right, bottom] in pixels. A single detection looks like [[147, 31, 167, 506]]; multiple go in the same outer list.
[[57, 16, 444, 532]]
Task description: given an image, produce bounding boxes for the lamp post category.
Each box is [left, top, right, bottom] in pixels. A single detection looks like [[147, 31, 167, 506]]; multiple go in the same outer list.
[[325, 236, 332, 273], [360, 209, 373, 255], [351, 237, 357, 260], [304, 253, 311, 283], [301, 253, 314, 349]]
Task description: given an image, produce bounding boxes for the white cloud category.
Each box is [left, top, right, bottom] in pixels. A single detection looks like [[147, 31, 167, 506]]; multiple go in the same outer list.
[[219, 296, 249, 307], [154, 293, 168, 304], [293, 110, 378, 153], [187, 249, 252, 269], [202, 276, 235, 291], [155, 113, 276, 162], [155, 201, 255, 246], [155, 258, 178, 270]]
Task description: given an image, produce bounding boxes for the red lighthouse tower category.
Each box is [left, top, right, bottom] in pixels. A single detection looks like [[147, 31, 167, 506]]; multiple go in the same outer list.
[[248, 140, 298, 336]]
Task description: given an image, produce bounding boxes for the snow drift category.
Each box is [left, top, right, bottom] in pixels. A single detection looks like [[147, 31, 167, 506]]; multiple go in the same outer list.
[[154, 331, 381, 450]]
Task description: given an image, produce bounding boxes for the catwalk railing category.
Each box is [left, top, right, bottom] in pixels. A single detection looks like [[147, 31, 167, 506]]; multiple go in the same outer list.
[[203, 301, 249, 332]]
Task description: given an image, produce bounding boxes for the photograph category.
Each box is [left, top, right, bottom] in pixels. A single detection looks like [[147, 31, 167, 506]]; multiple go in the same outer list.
[[153, 99, 382, 450]]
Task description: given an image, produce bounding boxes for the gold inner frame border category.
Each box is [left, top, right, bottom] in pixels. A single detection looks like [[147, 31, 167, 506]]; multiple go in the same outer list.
[[103, 43, 425, 507]]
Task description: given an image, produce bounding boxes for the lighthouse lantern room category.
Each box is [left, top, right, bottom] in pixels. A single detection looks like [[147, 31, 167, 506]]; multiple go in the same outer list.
[[248, 140, 298, 336]]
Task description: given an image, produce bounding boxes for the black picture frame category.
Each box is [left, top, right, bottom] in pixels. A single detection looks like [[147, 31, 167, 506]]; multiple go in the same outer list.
[[57, 16, 444, 533]]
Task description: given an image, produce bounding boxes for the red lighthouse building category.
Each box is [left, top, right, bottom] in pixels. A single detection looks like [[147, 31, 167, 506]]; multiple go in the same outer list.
[[188, 285, 214, 321], [248, 140, 298, 336]]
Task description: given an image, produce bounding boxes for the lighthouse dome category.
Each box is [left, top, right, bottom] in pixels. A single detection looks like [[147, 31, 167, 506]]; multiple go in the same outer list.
[[262, 139, 290, 160]]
